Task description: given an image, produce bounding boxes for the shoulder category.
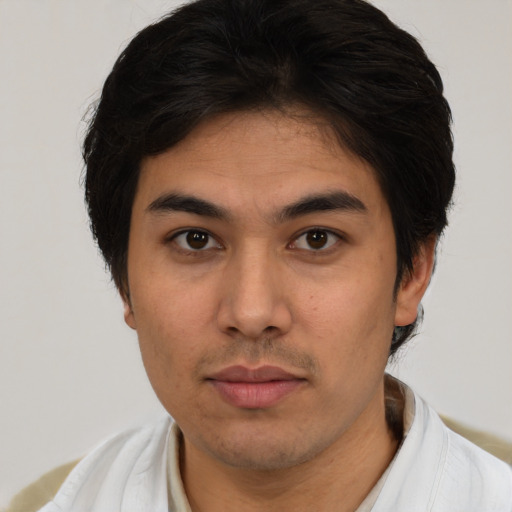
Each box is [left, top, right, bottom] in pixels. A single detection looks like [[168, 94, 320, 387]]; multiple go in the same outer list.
[[6, 460, 81, 512], [441, 414, 512, 465], [436, 419, 512, 511], [6, 416, 173, 512], [374, 384, 512, 512], [417, 393, 512, 511]]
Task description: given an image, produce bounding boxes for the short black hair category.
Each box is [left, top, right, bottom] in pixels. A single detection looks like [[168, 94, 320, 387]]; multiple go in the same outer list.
[[83, 0, 455, 356]]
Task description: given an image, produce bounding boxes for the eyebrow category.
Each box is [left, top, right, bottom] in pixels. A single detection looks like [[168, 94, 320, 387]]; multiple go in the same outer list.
[[146, 190, 367, 223], [147, 193, 231, 220], [276, 191, 367, 223]]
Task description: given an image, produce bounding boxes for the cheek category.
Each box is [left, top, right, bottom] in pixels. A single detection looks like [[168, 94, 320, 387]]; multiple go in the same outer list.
[[133, 269, 217, 335], [130, 277, 218, 390], [295, 266, 396, 369], [134, 303, 203, 417], [299, 275, 396, 338]]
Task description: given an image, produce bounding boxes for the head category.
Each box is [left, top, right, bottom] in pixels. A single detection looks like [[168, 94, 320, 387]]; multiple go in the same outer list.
[[84, 0, 454, 472], [84, 0, 454, 358]]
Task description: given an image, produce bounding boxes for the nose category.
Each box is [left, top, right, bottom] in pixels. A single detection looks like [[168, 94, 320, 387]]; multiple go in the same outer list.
[[216, 245, 292, 340]]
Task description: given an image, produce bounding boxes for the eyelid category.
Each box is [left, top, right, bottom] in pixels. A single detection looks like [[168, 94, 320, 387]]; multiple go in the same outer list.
[[288, 227, 344, 251], [169, 228, 223, 252]]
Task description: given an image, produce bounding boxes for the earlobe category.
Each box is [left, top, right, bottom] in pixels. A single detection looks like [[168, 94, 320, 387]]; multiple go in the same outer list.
[[394, 236, 437, 327], [121, 293, 137, 330], [119, 281, 137, 330]]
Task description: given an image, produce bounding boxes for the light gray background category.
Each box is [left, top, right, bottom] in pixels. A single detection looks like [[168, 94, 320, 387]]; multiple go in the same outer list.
[[1, 0, 511, 506]]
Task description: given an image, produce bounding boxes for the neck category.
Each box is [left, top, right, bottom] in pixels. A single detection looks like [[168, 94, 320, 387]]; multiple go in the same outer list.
[[180, 379, 402, 512]]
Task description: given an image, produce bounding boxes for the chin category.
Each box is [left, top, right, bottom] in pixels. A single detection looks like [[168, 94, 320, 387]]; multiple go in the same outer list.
[[199, 427, 330, 472]]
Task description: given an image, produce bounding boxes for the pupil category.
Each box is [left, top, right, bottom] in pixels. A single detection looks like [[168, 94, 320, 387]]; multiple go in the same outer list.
[[186, 231, 208, 249], [307, 230, 327, 249]]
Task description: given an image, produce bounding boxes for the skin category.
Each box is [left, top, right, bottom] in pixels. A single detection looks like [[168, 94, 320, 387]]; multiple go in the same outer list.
[[124, 110, 435, 511]]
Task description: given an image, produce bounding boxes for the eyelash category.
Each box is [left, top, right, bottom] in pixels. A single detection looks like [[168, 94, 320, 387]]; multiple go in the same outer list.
[[170, 229, 223, 254], [169, 227, 343, 255], [288, 228, 342, 252]]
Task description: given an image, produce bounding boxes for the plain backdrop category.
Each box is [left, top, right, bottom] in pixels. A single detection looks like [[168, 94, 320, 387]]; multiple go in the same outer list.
[[1, 0, 511, 506]]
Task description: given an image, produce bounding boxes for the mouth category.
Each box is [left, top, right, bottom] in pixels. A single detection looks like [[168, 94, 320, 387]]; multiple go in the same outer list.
[[207, 365, 306, 409]]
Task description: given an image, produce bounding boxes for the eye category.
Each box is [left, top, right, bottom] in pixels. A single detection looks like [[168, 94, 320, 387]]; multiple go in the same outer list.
[[172, 230, 221, 251], [291, 229, 341, 251]]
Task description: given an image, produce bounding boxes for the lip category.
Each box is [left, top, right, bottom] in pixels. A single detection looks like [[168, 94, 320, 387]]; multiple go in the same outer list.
[[209, 365, 300, 382], [207, 365, 305, 409]]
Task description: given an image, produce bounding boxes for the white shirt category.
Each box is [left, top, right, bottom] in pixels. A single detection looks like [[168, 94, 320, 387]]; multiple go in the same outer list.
[[38, 384, 512, 512]]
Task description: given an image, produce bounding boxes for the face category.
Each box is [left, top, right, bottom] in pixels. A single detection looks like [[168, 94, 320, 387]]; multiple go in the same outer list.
[[125, 110, 428, 471]]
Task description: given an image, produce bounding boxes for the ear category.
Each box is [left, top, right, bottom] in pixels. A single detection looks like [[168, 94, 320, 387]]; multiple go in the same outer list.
[[120, 288, 137, 330], [394, 236, 437, 327]]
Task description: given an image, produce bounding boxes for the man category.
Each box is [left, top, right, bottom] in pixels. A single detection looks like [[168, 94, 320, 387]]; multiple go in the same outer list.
[[13, 0, 512, 510]]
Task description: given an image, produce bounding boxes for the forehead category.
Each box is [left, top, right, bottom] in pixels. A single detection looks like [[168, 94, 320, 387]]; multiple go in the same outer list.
[[136, 110, 387, 218]]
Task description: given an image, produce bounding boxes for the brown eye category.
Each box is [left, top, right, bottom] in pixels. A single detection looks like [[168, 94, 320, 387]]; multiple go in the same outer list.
[[173, 230, 221, 251], [306, 230, 328, 249], [186, 231, 209, 249], [292, 229, 340, 251]]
